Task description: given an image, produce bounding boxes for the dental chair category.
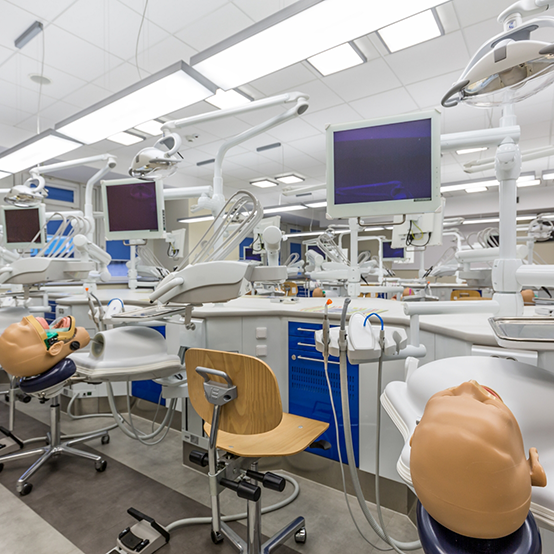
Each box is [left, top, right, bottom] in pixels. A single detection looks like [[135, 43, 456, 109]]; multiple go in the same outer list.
[[185, 348, 328, 554], [0, 316, 108, 495]]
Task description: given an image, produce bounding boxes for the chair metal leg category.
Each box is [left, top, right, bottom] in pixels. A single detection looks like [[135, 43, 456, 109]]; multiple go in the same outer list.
[[16, 449, 55, 493], [61, 445, 102, 463], [0, 446, 47, 464], [64, 430, 108, 447], [221, 522, 246, 553], [247, 462, 262, 553], [262, 516, 306, 554]]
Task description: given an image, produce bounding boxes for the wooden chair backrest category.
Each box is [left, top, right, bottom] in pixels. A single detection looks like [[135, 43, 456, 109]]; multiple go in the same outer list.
[[185, 348, 283, 435], [451, 289, 481, 301]]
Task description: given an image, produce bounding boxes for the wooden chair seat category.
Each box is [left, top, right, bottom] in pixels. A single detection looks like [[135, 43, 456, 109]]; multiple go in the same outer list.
[[204, 412, 328, 458]]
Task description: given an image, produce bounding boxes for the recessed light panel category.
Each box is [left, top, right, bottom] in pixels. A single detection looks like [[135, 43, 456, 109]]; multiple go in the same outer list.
[[206, 89, 252, 110], [456, 147, 488, 155], [134, 120, 164, 136], [307, 43, 365, 76], [276, 174, 305, 185], [378, 9, 442, 53], [264, 204, 307, 214], [251, 179, 278, 188], [306, 201, 327, 208], [178, 215, 215, 223], [108, 132, 144, 146]]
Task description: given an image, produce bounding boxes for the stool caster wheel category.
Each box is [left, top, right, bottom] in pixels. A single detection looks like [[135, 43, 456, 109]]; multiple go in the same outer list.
[[21, 394, 31, 404], [20, 483, 32, 496], [0, 463, 4, 473], [101, 434, 110, 445], [295, 528, 307, 544], [211, 531, 224, 544], [95, 460, 107, 472]]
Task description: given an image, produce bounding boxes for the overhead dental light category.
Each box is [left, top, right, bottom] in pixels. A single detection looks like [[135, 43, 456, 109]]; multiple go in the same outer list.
[[0, 129, 82, 175], [191, 0, 449, 89], [129, 133, 183, 180], [56, 61, 217, 145], [442, 0, 554, 108], [4, 175, 47, 208]]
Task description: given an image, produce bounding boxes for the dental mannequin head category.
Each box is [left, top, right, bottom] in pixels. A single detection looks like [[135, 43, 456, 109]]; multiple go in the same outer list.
[[0, 316, 90, 377], [410, 380, 546, 539]]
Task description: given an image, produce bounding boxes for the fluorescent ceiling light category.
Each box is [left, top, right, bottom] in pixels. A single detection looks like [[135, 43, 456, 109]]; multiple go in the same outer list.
[[0, 170, 11, 180], [517, 179, 541, 187], [191, 0, 448, 89], [276, 174, 304, 185], [466, 186, 488, 193], [378, 9, 442, 53], [134, 120, 164, 136], [250, 178, 278, 188], [0, 129, 81, 174], [456, 147, 488, 155], [56, 61, 216, 145], [264, 204, 307, 214], [542, 172, 554, 180], [108, 132, 144, 146], [283, 231, 323, 238], [441, 175, 537, 193], [462, 217, 500, 225], [178, 215, 215, 223], [307, 42, 365, 76], [206, 88, 252, 109], [305, 201, 327, 208]]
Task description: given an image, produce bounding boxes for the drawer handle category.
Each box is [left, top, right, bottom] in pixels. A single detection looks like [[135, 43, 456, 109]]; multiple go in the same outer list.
[[296, 328, 318, 333], [296, 355, 339, 365], [297, 342, 315, 348]]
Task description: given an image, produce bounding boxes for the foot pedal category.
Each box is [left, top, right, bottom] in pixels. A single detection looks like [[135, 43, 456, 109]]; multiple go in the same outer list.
[[108, 508, 169, 554]]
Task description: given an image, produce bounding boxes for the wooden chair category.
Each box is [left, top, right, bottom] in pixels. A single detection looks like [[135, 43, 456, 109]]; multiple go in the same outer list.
[[185, 348, 328, 554]]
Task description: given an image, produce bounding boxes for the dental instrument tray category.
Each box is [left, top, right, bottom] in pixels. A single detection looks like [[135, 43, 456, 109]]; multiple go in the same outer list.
[[110, 304, 192, 322], [489, 317, 554, 350]]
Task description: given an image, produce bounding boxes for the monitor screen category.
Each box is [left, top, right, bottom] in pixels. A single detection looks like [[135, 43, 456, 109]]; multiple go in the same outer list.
[[326, 110, 441, 219], [101, 179, 166, 240], [382, 242, 404, 260], [4, 207, 42, 246]]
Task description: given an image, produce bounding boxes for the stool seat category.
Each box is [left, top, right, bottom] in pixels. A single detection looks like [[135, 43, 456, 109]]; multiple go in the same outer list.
[[417, 501, 542, 554], [19, 358, 76, 394]]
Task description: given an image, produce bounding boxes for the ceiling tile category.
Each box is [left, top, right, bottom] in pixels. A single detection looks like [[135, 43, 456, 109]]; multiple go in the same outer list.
[[44, 25, 122, 82], [452, 0, 513, 28], [60, 82, 111, 109], [266, 117, 319, 143], [249, 63, 317, 97], [0, 77, 58, 113], [350, 88, 418, 120], [322, 58, 401, 103], [461, 17, 503, 56], [293, 80, 345, 113], [386, 31, 470, 86], [5, 0, 77, 23], [230, 0, 297, 22], [303, 104, 362, 133], [54, 0, 169, 62], [194, 115, 252, 140], [405, 70, 463, 109], [0, 120, 33, 150], [175, 3, 254, 52], [288, 135, 326, 162], [93, 61, 146, 94], [134, 36, 197, 74]]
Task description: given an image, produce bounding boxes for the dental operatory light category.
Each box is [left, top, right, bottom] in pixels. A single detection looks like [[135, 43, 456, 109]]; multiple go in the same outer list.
[[133, 120, 164, 136], [190, 0, 449, 89], [456, 147, 489, 155], [107, 132, 144, 146], [377, 9, 443, 53], [307, 42, 366, 76], [250, 178, 279, 188], [276, 173, 305, 185], [56, 61, 216, 145], [205, 88, 252, 110], [5, 176, 47, 208], [0, 129, 81, 174], [442, 0, 554, 108], [129, 133, 182, 180]]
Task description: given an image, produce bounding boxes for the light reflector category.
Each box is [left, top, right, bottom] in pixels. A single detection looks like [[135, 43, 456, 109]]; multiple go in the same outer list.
[[307, 43, 365, 76], [377, 9, 442, 53], [191, 0, 448, 89], [56, 61, 216, 145], [0, 130, 82, 174]]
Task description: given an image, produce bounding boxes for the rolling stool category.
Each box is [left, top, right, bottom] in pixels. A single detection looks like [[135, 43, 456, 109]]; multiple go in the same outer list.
[[0, 358, 108, 496], [417, 501, 542, 554]]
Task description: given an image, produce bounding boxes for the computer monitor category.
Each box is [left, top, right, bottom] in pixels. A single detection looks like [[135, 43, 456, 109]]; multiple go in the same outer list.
[[101, 178, 166, 241], [326, 109, 441, 219], [382, 242, 405, 261], [1, 205, 46, 249]]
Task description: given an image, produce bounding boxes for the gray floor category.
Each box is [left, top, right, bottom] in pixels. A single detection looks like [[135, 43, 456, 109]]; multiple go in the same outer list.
[[0, 397, 422, 554]]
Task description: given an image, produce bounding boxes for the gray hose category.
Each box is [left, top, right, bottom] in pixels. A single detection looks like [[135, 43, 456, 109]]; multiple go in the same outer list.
[[339, 299, 421, 551]]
